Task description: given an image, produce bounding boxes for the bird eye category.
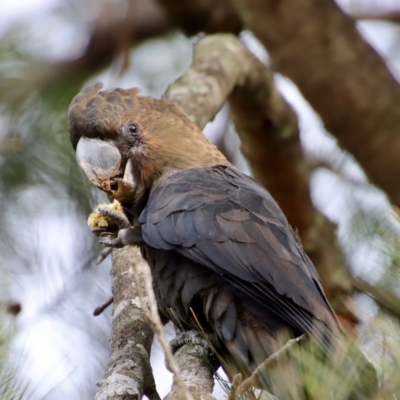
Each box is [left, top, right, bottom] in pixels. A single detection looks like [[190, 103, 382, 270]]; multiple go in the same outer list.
[[127, 123, 138, 134]]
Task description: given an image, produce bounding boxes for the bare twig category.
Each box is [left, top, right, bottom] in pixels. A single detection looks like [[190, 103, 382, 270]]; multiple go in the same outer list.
[[228, 374, 243, 400], [93, 296, 114, 316], [229, 335, 306, 400], [133, 265, 195, 400], [353, 10, 400, 23], [352, 276, 400, 319], [96, 248, 112, 265], [144, 274, 195, 400]]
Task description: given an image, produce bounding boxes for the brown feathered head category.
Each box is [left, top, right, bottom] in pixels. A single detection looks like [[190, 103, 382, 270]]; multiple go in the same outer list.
[[69, 84, 228, 206]]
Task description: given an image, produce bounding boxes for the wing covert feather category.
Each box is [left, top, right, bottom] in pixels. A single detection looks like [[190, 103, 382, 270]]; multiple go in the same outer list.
[[139, 166, 338, 339]]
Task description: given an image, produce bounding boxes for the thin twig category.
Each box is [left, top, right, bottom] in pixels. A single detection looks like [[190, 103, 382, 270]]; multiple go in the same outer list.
[[93, 296, 114, 316], [352, 276, 400, 319], [143, 273, 194, 400], [133, 265, 194, 400], [231, 335, 306, 399], [96, 247, 112, 265], [353, 10, 400, 23], [227, 374, 242, 400]]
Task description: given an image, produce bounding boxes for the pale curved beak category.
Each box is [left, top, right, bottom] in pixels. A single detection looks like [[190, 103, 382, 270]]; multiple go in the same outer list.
[[76, 137, 136, 203], [76, 138, 121, 189]]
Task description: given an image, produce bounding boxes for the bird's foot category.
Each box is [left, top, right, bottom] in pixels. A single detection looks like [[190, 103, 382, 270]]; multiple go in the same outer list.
[[97, 207, 131, 230], [91, 207, 144, 248], [170, 330, 211, 354], [165, 330, 216, 373]]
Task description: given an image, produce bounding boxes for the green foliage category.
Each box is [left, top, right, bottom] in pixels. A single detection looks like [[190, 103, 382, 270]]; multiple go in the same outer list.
[[230, 328, 400, 400]]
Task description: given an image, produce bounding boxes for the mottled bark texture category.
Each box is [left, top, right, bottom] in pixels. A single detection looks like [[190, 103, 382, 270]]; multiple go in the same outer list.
[[163, 343, 216, 400], [94, 247, 159, 400], [232, 0, 400, 207], [165, 34, 354, 326], [94, 246, 215, 400], [141, 272, 214, 400]]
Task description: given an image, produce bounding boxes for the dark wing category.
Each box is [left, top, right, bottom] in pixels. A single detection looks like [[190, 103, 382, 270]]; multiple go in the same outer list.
[[139, 166, 339, 345]]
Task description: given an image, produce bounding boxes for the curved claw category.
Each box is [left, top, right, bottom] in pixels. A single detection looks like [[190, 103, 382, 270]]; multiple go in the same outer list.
[[98, 227, 144, 248], [91, 227, 108, 237], [97, 207, 131, 230], [99, 231, 115, 238], [99, 236, 125, 248]]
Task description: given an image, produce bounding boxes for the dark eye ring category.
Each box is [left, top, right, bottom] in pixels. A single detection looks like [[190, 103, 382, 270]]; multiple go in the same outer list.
[[127, 123, 138, 134]]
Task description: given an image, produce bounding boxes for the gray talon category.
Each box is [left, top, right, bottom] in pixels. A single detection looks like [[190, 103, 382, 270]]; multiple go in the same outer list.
[[99, 237, 125, 248], [100, 231, 113, 238], [97, 207, 131, 229], [91, 227, 107, 237]]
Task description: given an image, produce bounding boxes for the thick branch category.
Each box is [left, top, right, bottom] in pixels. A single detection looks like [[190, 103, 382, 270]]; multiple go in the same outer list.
[[28, 0, 171, 92], [233, 0, 400, 208], [165, 34, 355, 325], [139, 273, 216, 400], [163, 343, 216, 400], [155, 0, 242, 35], [352, 276, 400, 319], [94, 247, 159, 400], [33, 0, 241, 92], [161, 66, 219, 400]]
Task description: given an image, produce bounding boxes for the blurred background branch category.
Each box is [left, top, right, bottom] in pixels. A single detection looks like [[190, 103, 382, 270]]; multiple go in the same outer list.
[[1, 0, 400, 398]]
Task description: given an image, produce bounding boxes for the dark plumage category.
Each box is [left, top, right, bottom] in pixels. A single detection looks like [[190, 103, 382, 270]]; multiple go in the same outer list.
[[139, 165, 339, 375], [69, 85, 376, 391]]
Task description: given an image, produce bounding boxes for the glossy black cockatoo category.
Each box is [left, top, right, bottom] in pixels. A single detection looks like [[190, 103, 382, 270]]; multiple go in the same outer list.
[[68, 84, 374, 397]]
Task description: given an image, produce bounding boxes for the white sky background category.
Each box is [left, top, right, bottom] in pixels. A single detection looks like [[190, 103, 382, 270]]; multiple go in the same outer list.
[[1, 0, 400, 399]]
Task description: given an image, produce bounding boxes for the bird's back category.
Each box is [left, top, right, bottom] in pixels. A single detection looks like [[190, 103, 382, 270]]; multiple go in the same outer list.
[[139, 165, 341, 376]]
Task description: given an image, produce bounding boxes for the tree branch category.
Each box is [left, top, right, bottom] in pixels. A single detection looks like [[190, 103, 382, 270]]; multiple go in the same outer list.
[[353, 10, 400, 23], [140, 273, 196, 400], [155, 0, 242, 35], [93, 296, 114, 316], [94, 247, 160, 400], [163, 342, 216, 400], [229, 335, 305, 399], [129, 248, 215, 400], [31, 0, 242, 92], [352, 276, 400, 319], [232, 0, 400, 208], [165, 34, 356, 326], [24, 0, 172, 93]]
